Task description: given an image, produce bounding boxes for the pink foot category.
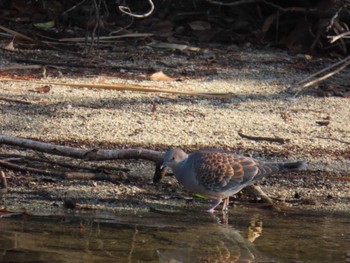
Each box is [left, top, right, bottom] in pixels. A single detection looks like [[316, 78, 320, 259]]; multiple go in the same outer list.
[[206, 199, 222, 213], [222, 197, 230, 211]]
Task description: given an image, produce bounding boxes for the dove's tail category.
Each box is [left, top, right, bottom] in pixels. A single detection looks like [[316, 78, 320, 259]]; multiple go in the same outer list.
[[255, 160, 307, 180], [279, 160, 308, 170]]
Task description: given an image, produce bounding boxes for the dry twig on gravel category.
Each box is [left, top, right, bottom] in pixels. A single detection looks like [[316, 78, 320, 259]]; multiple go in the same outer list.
[[0, 79, 233, 99], [238, 131, 288, 144], [293, 56, 350, 95]]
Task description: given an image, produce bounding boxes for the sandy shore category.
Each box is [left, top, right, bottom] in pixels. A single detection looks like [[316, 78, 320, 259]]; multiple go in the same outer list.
[[0, 46, 349, 215]]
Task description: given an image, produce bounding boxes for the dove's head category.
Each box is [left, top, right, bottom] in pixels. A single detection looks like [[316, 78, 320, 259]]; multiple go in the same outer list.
[[161, 148, 188, 170]]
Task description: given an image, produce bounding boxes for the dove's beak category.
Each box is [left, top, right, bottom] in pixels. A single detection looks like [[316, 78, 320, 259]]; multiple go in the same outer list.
[[160, 162, 167, 170]]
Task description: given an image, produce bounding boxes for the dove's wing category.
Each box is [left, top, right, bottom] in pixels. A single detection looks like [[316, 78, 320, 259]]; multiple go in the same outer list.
[[191, 151, 279, 192]]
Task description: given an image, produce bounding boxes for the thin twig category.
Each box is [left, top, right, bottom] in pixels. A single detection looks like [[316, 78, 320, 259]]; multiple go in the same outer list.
[[12, 57, 153, 72], [295, 57, 350, 94], [0, 159, 127, 182], [58, 33, 154, 42], [61, 0, 89, 16], [262, 1, 315, 12], [0, 159, 64, 177], [0, 78, 234, 99], [0, 25, 33, 41], [238, 132, 287, 144], [1, 152, 130, 172], [326, 7, 343, 32], [331, 24, 347, 54], [328, 31, 350, 43], [32, 152, 130, 172], [296, 57, 350, 86], [205, 0, 259, 6], [0, 96, 33, 104], [205, 0, 315, 13], [119, 0, 154, 18], [59, 33, 154, 42], [89, 0, 100, 50]]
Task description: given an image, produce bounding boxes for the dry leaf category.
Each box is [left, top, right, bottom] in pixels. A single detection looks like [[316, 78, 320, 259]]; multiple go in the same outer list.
[[4, 40, 15, 51], [35, 85, 51, 93], [316, 120, 330, 126], [148, 42, 200, 52], [149, 71, 176, 81], [33, 20, 55, 30], [188, 21, 211, 31]]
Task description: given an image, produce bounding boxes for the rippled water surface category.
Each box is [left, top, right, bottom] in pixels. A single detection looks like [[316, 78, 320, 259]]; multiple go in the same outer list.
[[0, 208, 349, 262]]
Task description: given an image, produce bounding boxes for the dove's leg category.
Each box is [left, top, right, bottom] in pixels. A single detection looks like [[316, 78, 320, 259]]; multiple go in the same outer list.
[[206, 199, 222, 213], [222, 197, 229, 211]]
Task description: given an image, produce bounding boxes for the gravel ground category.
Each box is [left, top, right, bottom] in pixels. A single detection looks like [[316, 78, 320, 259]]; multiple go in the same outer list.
[[0, 46, 349, 216]]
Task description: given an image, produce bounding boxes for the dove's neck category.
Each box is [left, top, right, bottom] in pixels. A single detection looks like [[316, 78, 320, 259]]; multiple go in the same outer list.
[[172, 156, 189, 179], [172, 156, 198, 190]]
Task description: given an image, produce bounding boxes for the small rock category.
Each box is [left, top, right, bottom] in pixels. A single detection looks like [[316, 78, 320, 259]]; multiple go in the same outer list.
[[63, 199, 77, 209], [294, 192, 301, 199]]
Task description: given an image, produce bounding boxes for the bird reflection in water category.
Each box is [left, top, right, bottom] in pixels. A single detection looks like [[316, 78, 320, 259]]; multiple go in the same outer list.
[[157, 213, 263, 263], [247, 215, 263, 243]]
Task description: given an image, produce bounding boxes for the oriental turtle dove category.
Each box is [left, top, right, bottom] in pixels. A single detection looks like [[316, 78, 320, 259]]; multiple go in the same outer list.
[[161, 148, 307, 212]]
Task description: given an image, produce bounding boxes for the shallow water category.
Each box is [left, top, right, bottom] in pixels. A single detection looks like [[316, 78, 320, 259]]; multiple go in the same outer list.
[[0, 208, 349, 263]]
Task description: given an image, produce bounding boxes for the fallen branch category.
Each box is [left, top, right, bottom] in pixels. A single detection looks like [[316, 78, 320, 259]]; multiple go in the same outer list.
[[0, 134, 163, 163]]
